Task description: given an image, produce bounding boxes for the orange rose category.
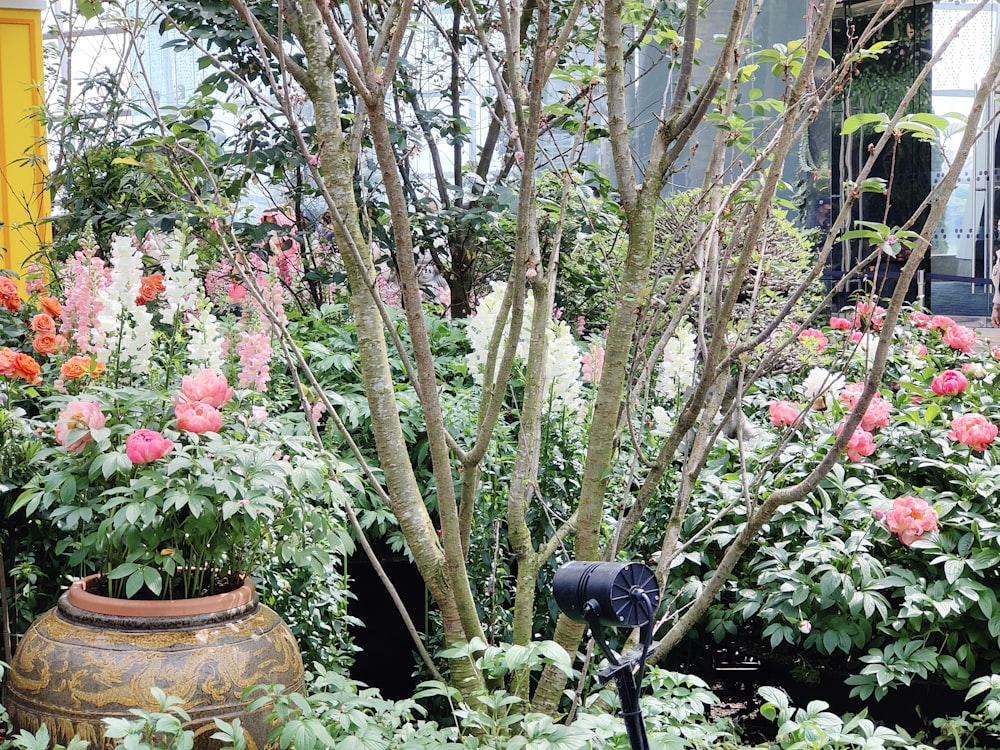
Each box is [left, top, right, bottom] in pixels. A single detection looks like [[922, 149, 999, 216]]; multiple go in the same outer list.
[[30, 313, 56, 334], [0, 277, 20, 312], [10, 352, 41, 384], [32, 332, 61, 356], [39, 296, 63, 318], [60, 355, 105, 381], [135, 274, 166, 305]]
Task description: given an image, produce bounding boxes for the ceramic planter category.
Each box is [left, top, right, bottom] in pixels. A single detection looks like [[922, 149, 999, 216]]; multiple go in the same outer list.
[[6, 575, 303, 750]]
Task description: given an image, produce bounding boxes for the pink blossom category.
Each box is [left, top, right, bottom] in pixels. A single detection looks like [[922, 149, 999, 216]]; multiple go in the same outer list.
[[928, 315, 957, 330], [948, 413, 998, 451], [576, 316, 586, 337], [797, 328, 829, 353], [829, 316, 853, 331], [237, 329, 272, 391], [905, 343, 927, 358], [992, 346, 1000, 360], [55, 400, 107, 452], [931, 370, 968, 397], [251, 405, 268, 423], [885, 495, 938, 546], [582, 342, 605, 385], [180, 369, 234, 408], [769, 400, 802, 428], [854, 301, 886, 330], [125, 429, 174, 464], [849, 331, 863, 344], [175, 401, 223, 434], [909, 311, 931, 329], [838, 382, 865, 409], [942, 325, 977, 354], [836, 422, 876, 463], [861, 397, 891, 432]]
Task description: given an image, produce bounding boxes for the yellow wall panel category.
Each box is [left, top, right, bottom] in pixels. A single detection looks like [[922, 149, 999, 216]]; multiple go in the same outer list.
[[0, 3, 48, 285]]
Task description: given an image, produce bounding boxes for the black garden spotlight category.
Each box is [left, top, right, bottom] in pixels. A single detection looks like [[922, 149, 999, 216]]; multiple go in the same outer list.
[[553, 561, 660, 750]]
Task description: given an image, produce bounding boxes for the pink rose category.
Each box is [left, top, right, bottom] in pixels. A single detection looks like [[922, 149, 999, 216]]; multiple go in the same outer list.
[[931, 370, 968, 397], [797, 328, 829, 353], [769, 400, 801, 428], [885, 495, 938, 546], [175, 401, 223, 434], [929, 315, 957, 330], [829, 316, 853, 331], [942, 325, 977, 354], [55, 400, 107, 452], [125, 429, 174, 464], [947, 413, 998, 451], [836, 422, 876, 463], [180, 369, 234, 408]]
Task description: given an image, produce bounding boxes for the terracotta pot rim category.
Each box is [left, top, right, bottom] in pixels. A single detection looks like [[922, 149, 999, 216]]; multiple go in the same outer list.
[[65, 573, 256, 618]]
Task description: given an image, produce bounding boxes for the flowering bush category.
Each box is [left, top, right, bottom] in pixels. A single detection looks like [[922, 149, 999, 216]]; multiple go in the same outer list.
[[656, 296, 1000, 703], [12, 372, 332, 599], [2, 235, 344, 601]]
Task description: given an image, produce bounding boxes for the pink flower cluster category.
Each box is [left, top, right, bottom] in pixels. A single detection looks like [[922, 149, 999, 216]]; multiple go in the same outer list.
[[885, 495, 938, 546], [54, 370, 235, 461]]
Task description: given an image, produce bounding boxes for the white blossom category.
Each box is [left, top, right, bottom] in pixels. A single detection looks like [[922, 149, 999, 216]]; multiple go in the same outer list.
[[801, 367, 845, 402], [95, 235, 154, 367], [466, 281, 582, 413], [655, 323, 697, 400]]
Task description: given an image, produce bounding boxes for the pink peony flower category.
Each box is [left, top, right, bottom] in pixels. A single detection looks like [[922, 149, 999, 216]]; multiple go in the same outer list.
[[125, 429, 174, 464], [854, 301, 886, 330], [885, 495, 939, 546], [928, 315, 957, 330], [829, 316, 853, 331], [180, 369, 234, 408], [839, 382, 865, 409], [931, 370, 968, 397], [942, 325, 977, 354], [861, 397, 891, 432], [55, 400, 107, 452], [849, 330, 863, 344], [769, 400, 802, 428], [836, 422, 876, 463], [905, 343, 928, 358], [947, 413, 998, 451], [909, 311, 931, 329], [175, 401, 223, 434], [798, 328, 829, 353], [992, 346, 1000, 360]]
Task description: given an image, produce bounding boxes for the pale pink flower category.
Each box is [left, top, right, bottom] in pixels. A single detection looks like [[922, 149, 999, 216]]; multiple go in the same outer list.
[[125, 429, 174, 464], [905, 343, 927, 358], [931, 370, 968, 397], [928, 315, 957, 330], [942, 325, 977, 354], [798, 620, 813, 635], [582, 342, 605, 385], [909, 311, 931, 329], [798, 328, 829, 353], [829, 316, 853, 331], [948, 413, 998, 451], [576, 316, 586, 337], [180, 369, 234, 408], [885, 495, 938, 546], [251, 405, 268, 423], [769, 400, 801, 428], [175, 401, 223, 434], [237, 329, 272, 391], [836, 422, 876, 463], [55, 400, 107, 452], [838, 382, 865, 409]]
